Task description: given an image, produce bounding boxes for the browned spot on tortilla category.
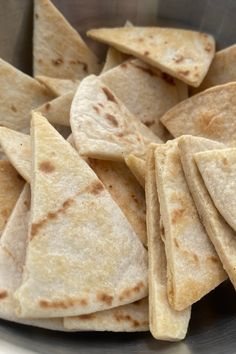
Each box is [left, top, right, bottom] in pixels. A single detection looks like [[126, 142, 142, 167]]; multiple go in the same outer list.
[[162, 72, 175, 85], [195, 73, 199, 77], [0, 291, 8, 300], [205, 43, 213, 52], [197, 113, 218, 134], [121, 63, 128, 68], [119, 282, 144, 301], [105, 114, 118, 127], [171, 208, 185, 224], [87, 181, 104, 195], [45, 103, 51, 111], [174, 55, 184, 63], [222, 157, 228, 166], [160, 223, 165, 240], [193, 254, 199, 263], [80, 299, 88, 306], [98, 103, 104, 108], [97, 293, 113, 306], [82, 62, 88, 73], [40, 299, 72, 309], [117, 132, 124, 138], [78, 314, 95, 320], [138, 38, 144, 42], [133, 281, 145, 293], [132, 320, 140, 328], [38, 59, 43, 64], [1, 208, 9, 218], [10, 104, 17, 112], [208, 255, 219, 264], [39, 161, 55, 173], [35, 13, 39, 19], [93, 105, 100, 114], [47, 212, 57, 220], [108, 184, 113, 189], [23, 200, 30, 210], [144, 51, 149, 56], [130, 62, 155, 77], [69, 60, 77, 64], [144, 120, 155, 127], [52, 58, 64, 66], [174, 238, 179, 248], [131, 194, 139, 205], [102, 87, 117, 103], [114, 313, 140, 328], [178, 70, 190, 76]]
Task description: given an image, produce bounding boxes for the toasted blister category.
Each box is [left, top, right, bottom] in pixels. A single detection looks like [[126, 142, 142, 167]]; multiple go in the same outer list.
[[36, 76, 80, 96], [194, 148, 236, 234], [0, 58, 54, 133], [100, 58, 187, 140], [14, 113, 148, 318], [87, 27, 215, 87], [124, 154, 145, 188], [161, 82, 236, 145], [64, 298, 149, 332], [154, 139, 226, 311], [70, 75, 161, 162], [146, 145, 191, 341], [33, 0, 100, 79], [192, 44, 236, 94]]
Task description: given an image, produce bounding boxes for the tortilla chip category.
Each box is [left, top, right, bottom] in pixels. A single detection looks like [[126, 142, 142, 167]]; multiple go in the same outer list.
[[101, 59, 187, 140], [15, 113, 148, 318], [36, 75, 80, 96], [194, 148, 236, 233], [0, 58, 53, 133], [33, 91, 73, 126], [88, 159, 147, 246], [155, 139, 226, 311], [87, 27, 215, 87], [64, 298, 148, 332], [161, 82, 236, 146], [146, 145, 190, 341], [193, 44, 236, 94], [70, 75, 161, 161], [124, 154, 145, 188], [34, 0, 100, 79]]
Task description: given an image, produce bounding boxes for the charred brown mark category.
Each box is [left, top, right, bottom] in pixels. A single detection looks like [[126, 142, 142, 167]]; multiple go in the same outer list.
[[39, 297, 88, 309], [39, 161, 55, 173], [174, 238, 179, 248], [119, 281, 145, 301], [10, 104, 17, 112], [193, 254, 199, 263], [137, 38, 144, 42], [102, 87, 117, 103], [130, 62, 156, 77], [174, 55, 184, 63], [87, 181, 104, 195], [23, 200, 30, 211], [78, 313, 96, 320], [52, 58, 64, 66], [1, 208, 9, 218], [178, 69, 190, 77], [114, 313, 140, 328], [161, 72, 175, 85], [105, 114, 118, 127], [93, 105, 100, 114], [171, 208, 185, 224], [35, 13, 39, 19], [116, 132, 124, 138], [98, 103, 104, 108], [144, 120, 155, 127], [120, 63, 128, 69], [131, 194, 139, 205], [144, 51, 149, 56], [208, 255, 219, 264], [0, 291, 8, 300], [205, 43, 212, 52], [38, 59, 43, 64], [45, 103, 51, 111], [96, 293, 113, 306], [222, 157, 228, 166]]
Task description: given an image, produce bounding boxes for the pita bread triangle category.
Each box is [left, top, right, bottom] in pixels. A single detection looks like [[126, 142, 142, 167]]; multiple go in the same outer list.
[[70, 75, 162, 162], [161, 82, 236, 145], [34, 0, 100, 79], [36, 75, 80, 96], [194, 148, 236, 233], [146, 145, 190, 341], [0, 58, 54, 133], [177, 135, 236, 288], [87, 27, 215, 87], [154, 139, 226, 311], [15, 113, 148, 318], [124, 154, 145, 188]]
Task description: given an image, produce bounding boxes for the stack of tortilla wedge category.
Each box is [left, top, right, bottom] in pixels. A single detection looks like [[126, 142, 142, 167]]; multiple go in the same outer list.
[[0, 0, 236, 342]]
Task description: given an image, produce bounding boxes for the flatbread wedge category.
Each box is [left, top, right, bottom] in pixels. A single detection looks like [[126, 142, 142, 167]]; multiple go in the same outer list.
[[124, 154, 145, 188], [161, 82, 236, 146], [64, 298, 149, 332], [194, 148, 236, 233], [146, 145, 190, 341], [36, 75, 80, 96], [15, 113, 148, 318], [34, 0, 100, 79], [101, 58, 187, 140], [155, 140, 226, 311], [87, 27, 215, 87], [70, 75, 161, 162]]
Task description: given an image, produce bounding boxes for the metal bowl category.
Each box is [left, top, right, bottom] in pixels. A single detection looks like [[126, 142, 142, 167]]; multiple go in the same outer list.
[[0, 1, 236, 353]]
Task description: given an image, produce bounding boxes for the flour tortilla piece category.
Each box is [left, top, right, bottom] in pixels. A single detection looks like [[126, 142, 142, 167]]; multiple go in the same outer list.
[[101, 48, 129, 73], [101, 59, 187, 140], [64, 298, 148, 332], [0, 58, 54, 133], [155, 140, 226, 311], [34, 0, 100, 79], [146, 145, 190, 341], [194, 148, 236, 233], [33, 91, 73, 126], [0, 161, 24, 235], [177, 136, 236, 289], [193, 44, 236, 94], [124, 154, 145, 188], [0, 185, 65, 331], [36, 76, 80, 96], [88, 159, 147, 246], [71, 75, 161, 162], [87, 27, 215, 87], [161, 83, 236, 146], [15, 114, 148, 318]]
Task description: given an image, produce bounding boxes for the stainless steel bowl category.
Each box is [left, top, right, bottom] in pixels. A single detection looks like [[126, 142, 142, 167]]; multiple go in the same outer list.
[[0, 1, 236, 353]]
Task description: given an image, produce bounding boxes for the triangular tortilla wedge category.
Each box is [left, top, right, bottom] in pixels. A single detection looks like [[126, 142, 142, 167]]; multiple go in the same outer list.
[[101, 58, 187, 140], [15, 113, 148, 318], [88, 159, 147, 246], [33, 91, 73, 126], [64, 298, 149, 332], [87, 27, 215, 87], [0, 184, 65, 330], [124, 154, 145, 188], [70, 75, 162, 161], [161, 83, 236, 145], [36, 75, 80, 96], [177, 136, 236, 288], [146, 145, 191, 341], [194, 148, 236, 233], [0, 161, 24, 235], [193, 44, 236, 94], [34, 0, 100, 79], [154, 139, 226, 311], [0, 58, 53, 133]]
